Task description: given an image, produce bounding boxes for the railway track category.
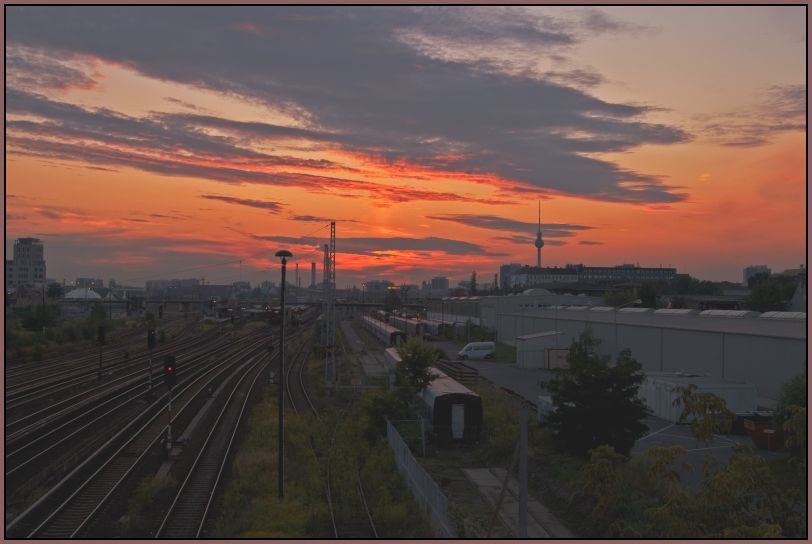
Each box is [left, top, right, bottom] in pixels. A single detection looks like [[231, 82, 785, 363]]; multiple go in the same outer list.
[[5, 320, 205, 415], [5, 330, 251, 504], [5, 332, 275, 538], [5, 317, 193, 386], [284, 329, 378, 538], [155, 350, 272, 538]]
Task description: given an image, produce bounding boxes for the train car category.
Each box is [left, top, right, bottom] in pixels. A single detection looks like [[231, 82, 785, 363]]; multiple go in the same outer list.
[[361, 315, 406, 346], [390, 315, 426, 338], [420, 367, 482, 444], [383, 347, 402, 372], [268, 306, 282, 325], [287, 305, 309, 326], [374, 309, 391, 323]]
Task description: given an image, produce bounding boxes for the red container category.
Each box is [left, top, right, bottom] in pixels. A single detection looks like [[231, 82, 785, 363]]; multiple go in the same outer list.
[[743, 418, 784, 450]]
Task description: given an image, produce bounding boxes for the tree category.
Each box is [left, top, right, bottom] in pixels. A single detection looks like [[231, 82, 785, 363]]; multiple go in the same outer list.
[[546, 330, 650, 456], [673, 384, 735, 444], [362, 338, 440, 441], [395, 338, 440, 393], [744, 277, 785, 312], [774, 372, 807, 463], [639, 282, 659, 308], [383, 289, 402, 313]]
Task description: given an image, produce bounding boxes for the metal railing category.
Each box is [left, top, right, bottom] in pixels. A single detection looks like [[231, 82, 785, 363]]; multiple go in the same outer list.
[[386, 420, 455, 537]]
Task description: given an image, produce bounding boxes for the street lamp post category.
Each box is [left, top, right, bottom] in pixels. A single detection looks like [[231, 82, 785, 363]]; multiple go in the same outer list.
[[614, 299, 642, 361], [275, 249, 292, 500]]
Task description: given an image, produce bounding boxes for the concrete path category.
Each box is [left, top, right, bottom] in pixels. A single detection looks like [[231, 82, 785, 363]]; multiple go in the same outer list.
[[339, 320, 387, 377], [463, 468, 574, 538]]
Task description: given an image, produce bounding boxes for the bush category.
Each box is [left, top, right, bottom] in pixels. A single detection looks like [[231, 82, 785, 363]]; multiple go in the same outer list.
[[774, 372, 806, 426]]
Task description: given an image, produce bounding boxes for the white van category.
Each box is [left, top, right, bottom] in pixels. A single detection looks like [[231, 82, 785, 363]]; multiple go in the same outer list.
[[458, 341, 496, 360]]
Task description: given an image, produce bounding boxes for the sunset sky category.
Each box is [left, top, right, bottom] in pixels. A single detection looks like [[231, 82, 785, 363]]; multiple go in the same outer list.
[[5, 6, 806, 288]]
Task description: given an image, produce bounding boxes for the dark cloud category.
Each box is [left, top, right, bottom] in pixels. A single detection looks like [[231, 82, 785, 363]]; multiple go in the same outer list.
[[541, 68, 604, 88], [6, 91, 516, 206], [200, 194, 285, 213], [6, 89, 339, 171], [253, 234, 505, 256], [6, 6, 689, 204], [291, 215, 358, 223], [148, 213, 186, 220], [427, 213, 592, 238], [578, 240, 603, 245], [494, 235, 567, 246], [697, 84, 805, 147], [164, 96, 209, 112], [7, 45, 98, 91], [578, 8, 651, 35]]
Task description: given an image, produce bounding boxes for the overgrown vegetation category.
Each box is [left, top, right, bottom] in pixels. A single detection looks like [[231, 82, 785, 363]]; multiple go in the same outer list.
[[543, 371, 807, 538], [212, 349, 432, 537], [5, 302, 130, 363], [575, 442, 804, 537], [774, 372, 807, 466]]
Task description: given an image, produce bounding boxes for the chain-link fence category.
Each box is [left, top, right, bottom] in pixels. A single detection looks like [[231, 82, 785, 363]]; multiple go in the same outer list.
[[386, 420, 455, 537]]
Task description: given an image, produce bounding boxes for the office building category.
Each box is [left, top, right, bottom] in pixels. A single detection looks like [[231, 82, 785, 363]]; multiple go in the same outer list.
[[430, 277, 450, 291], [743, 265, 771, 285]]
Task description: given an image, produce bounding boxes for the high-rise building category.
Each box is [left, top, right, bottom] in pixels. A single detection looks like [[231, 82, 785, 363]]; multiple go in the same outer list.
[[499, 263, 522, 290], [743, 265, 771, 285], [430, 276, 449, 291], [6, 238, 47, 290]]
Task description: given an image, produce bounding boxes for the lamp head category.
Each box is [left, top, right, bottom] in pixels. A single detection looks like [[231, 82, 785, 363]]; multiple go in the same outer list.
[[275, 250, 293, 259]]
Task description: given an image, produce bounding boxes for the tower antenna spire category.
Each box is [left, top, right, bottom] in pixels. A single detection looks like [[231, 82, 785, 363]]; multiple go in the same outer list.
[[534, 200, 544, 268]]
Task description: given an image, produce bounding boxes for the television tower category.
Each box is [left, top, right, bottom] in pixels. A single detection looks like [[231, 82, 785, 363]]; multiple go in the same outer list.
[[534, 201, 544, 267]]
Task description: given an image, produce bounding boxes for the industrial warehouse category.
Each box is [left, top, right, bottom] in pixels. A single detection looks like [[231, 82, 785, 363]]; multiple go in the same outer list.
[[427, 292, 805, 406]]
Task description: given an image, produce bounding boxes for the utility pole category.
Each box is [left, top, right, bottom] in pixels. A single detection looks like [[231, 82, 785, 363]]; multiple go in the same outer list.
[[147, 328, 156, 394], [275, 250, 292, 499], [329, 221, 336, 389], [519, 404, 528, 537], [323, 241, 331, 387], [97, 324, 105, 379]]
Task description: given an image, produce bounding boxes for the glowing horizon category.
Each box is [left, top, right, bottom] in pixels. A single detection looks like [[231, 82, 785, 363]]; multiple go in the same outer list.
[[5, 6, 806, 287]]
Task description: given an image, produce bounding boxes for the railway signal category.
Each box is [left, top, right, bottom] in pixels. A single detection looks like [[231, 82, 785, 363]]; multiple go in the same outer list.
[[163, 355, 177, 389], [163, 354, 176, 451], [147, 328, 156, 393]]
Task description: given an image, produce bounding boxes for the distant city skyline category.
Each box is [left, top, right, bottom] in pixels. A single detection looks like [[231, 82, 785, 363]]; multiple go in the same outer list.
[[5, 6, 805, 287]]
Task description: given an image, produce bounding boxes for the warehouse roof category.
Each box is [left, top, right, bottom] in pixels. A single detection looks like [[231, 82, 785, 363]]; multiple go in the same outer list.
[[502, 307, 806, 339]]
